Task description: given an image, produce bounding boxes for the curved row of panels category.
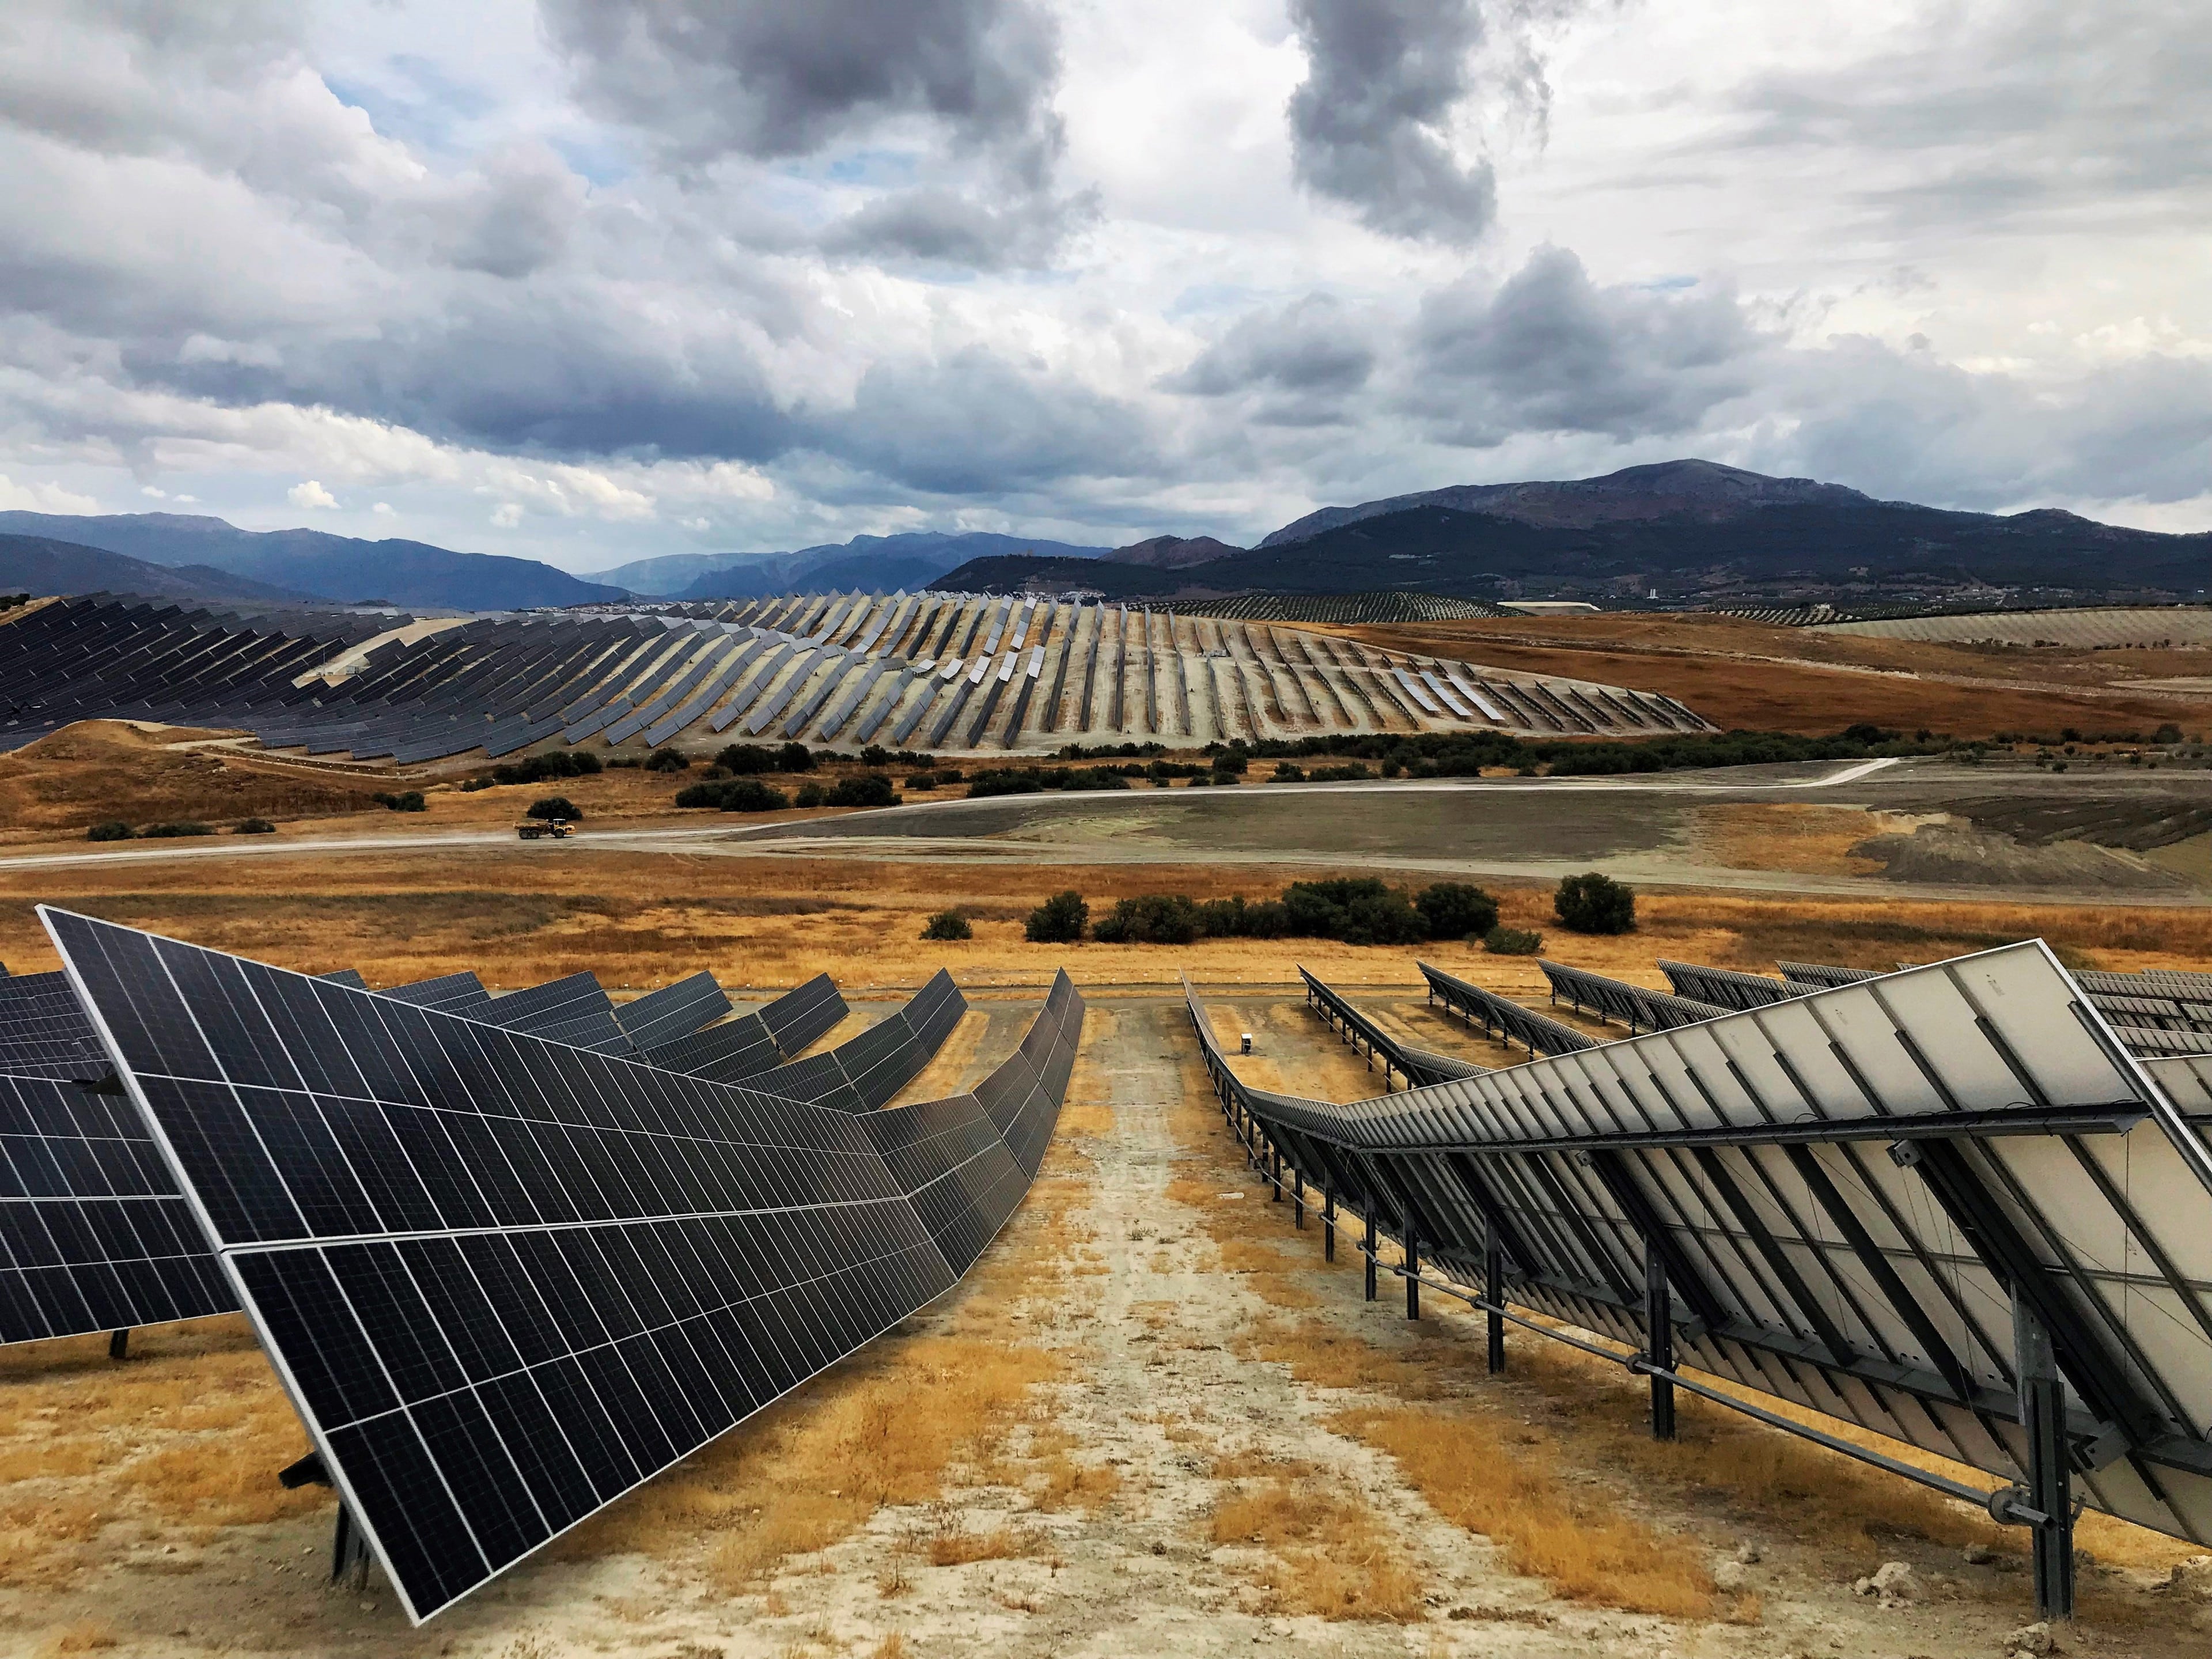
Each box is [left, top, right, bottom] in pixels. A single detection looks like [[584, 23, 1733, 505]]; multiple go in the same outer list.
[[0, 589, 1710, 762], [12, 911, 1084, 1622], [1190, 949, 2212, 1601]]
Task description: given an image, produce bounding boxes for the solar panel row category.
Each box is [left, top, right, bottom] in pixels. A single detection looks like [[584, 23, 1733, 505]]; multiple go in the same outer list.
[[42, 909, 1084, 1624], [1187, 947, 2212, 1622], [1297, 968, 1486, 1088]]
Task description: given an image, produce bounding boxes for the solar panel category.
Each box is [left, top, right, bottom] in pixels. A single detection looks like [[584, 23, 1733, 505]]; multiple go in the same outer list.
[[379, 971, 493, 1013], [725, 970, 967, 1113], [42, 910, 1085, 1624], [477, 971, 631, 1054], [1657, 960, 1802, 1012], [1187, 945, 2212, 1622], [0, 967, 234, 1344], [1417, 960, 1594, 1055], [1297, 969, 1485, 1088], [1537, 960, 1728, 1033], [612, 972, 731, 1050], [642, 974, 850, 1085]]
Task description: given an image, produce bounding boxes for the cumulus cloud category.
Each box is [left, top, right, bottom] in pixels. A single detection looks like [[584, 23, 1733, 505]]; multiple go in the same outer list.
[[1162, 294, 1380, 426], [287, 478, 337, 508], [0, 472, 99, 513], [1285, 0, 1496, 243]]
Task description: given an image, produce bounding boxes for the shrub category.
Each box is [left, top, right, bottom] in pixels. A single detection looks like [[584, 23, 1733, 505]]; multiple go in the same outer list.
[[527, 796, 581, 823], [460, 777, 494, 792], [827, 772, 898, 809], [1196, 896, 1289, 938], [1307, 763, 1372, 783], [1025, 891, 1088, 944], [675, 778, 787, 812], [86, 821, 133, 842], [643, 749, 690, 772], [490, 751, 600, 786], [714, 744, 777, 775], [373, 790, 426, 812], [1483, 925, 1543, 956], [1282, 877, 1425, 945], [776, 741, 815, 772], [1415, 881, 1499, 941], [921, 909, 972, 941], [1555, 872, 1635, 934], [142, 821, 211, 838], [794, 781, 826, 808], [1271, 762, 1306, 782], [860, 744, 892, 766], [234, 817, 277, 835], [906, 772, 940, 790], [1093, 893, 1200, 945]]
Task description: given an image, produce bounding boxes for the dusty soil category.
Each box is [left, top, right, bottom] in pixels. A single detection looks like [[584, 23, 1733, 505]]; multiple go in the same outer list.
[[1335, 613, 2212, 738], [9, 995, 2210, 1659]]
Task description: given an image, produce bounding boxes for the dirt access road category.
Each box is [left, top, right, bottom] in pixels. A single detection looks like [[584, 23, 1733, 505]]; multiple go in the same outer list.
[[10, 994, 2203, 1659]]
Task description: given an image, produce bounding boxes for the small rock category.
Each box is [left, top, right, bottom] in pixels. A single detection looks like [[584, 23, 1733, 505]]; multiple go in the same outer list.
[[1869, 1560, 1923, 1601], [2006, 1620, 2062, 1656], [1851, 1577, 1877, 1598], [2170, 1554, 2212, 1600], [1733, 1541, 1762, 1565], [2191, 1606, 2212, 1634], [1962, 1542, 1997, 1566], [1710, 1560, 1749, 1593]]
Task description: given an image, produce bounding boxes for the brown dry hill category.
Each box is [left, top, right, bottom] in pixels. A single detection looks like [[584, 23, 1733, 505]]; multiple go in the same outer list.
[[1337, 613, 2212, 737]]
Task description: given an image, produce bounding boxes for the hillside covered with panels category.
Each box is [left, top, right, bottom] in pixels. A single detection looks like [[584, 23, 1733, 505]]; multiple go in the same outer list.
[[0, 591, 1710, 766]]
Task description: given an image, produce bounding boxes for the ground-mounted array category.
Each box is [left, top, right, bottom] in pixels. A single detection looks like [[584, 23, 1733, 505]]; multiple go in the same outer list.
[[36, 909, 1084, 1623], [1194, 946, 2212, 1623], [0, 589, 1711, 764]]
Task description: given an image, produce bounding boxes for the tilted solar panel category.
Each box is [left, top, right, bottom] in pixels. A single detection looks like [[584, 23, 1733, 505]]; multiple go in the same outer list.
[[379, 971, 493, 1013], [612, 972, 732, 1050], [1417, 960, 1594, 1055], [726, 970, 968, 1113], [1297, 968, 1486, 1088], [759, 972, 847, 1057], [42, 910, 1083, 1623], [1538, 959, 1729, 1033], [0, 965, 234, 1344], [477, 971, 631, 1054], [1657, 959, 1801, 1012], [1187, 946, 2212, 1619]]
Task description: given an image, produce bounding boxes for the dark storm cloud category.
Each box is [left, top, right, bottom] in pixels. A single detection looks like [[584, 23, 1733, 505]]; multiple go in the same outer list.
[[1285, 0, 1496, 243], [540, 0, 1066, 179], [817, 183, 1096, 270]]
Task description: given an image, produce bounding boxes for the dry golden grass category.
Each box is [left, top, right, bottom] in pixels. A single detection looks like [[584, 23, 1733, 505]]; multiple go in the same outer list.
[[36, 1623, 117, 1657], [1205, 1475, 1426, 1622], [926, 1522, 1031, 1566], [0, 1317, 322, 1588], [1694, 803, 1919, 875]]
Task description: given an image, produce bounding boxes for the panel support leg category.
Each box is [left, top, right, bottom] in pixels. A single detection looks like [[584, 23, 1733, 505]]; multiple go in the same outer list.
[[1645, 1243, 1675, 1441], [1270, 1145, 1281, 1201], [1362, 1213, 1377, 1302], [330, 1502, 370, 1586], [1323, 1191, 1336, 1262], [1404, 1237, 1421, 1321], [1292, 1171, 1304, 1228], [108, 1328, 130, 1362], [2015, 1298, 2075, 1622], [1485, 1216, 1505, 1375]]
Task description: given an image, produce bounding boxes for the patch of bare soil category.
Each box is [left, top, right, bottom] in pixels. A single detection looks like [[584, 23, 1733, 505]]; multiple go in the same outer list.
[[1851, 822, 2188, 890], [0, 722, 392, 837]]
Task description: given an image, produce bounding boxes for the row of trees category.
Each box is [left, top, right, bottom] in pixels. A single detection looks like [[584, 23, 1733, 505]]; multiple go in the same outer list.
[[1014, 873, 1634, 947]]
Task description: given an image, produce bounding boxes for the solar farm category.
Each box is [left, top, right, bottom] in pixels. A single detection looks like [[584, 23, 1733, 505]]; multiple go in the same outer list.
[[0, 590, 1708, 764]]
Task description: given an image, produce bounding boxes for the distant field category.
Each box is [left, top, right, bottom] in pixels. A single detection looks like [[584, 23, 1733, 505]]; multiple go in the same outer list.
[[1817, 605, 2212, 647]]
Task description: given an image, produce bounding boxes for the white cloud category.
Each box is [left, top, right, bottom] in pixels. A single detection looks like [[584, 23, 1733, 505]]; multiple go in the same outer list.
[[287, 478, 338, 509], [372, 500, 393, 514], [140, 484, 165, 498], [0, 473, 98, 513], [489, 502, 523, 527]]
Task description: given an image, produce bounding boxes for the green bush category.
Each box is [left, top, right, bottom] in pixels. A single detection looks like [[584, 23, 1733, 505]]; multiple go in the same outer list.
[[1483, 925, 1543, 956], [643, 749, 690, 772], [1025, 891, 1088, 944], [827, 772, 897, 808], [234, 817, 277, 835], [921, 909, 973, 941], [1554, 872, 1635, 934], [1271, 762, 1306, 782], [1093, 893, 1200, 945], [675, 778, 787, 812], [373, 790, 426, 812], [1282, 878, 1425, 945], [490, 751, 600, 786], [1196, 896, 1289, 938], [860, 745, 893, 766], [714, 743, 778, 775], [460, 777, 494, 791], [142, 821, 211, 839], [86, 821, 133, 842], [777, 742, 815, 772], [794, 781, 826, 808], [526, 796, 581, 823], [1415, 881, 1499, 941]]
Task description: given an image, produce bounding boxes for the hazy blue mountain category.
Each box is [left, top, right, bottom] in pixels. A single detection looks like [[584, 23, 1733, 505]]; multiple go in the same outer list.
[[670, 530, 1113, 600], [0, 511, 627, 610], [0, 533, 318, 605], [579, 550, 773, 594]]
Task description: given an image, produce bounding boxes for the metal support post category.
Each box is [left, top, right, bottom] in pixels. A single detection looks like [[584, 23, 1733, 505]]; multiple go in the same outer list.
[[1323, 1191, 1336, 1262], [1270, 1145, 1282, 1201], [108, 1328, 130, 1361], [1363, 1213, 1378, 1301], [2014, 1298, 2075, 1622], [1485, 1216, 1505, 1374], [1405, 1237, 1421, 1320], [1292, 1170, 1304, 1228], [1644, 1244, 1675, 1440]]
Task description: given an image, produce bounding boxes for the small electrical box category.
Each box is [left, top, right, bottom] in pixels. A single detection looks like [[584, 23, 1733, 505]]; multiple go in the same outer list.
[[1240, 1033, 1254, 1055]]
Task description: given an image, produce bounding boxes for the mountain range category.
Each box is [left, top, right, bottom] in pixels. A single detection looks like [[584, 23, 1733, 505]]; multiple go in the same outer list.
[[937, 460, 2212, 607], [2, 461, 2205, 613]]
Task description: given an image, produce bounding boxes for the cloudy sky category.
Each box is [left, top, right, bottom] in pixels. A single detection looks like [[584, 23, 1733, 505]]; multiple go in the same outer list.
[[2, 0, 2206, 572]]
